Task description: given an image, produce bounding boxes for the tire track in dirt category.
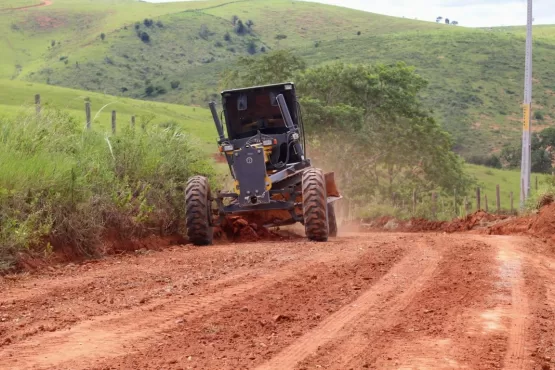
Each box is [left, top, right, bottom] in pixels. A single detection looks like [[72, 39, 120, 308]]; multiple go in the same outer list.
[[256, 240, 440, 370], [0, 242, 370, 370], [496, 239, 530, 370], [294, 236, 504, 369]]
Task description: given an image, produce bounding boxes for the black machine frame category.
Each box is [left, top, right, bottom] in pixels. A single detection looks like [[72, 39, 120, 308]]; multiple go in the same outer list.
[[208, 82, 312, 227]]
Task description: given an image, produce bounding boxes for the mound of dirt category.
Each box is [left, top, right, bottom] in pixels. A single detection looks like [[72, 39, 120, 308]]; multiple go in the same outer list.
[[359, 210, 510, 234], [488, 202, 555, 241], [216, 216, 303, 243]]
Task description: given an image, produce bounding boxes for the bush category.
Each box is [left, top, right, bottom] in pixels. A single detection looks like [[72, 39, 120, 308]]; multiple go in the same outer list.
[[535, 110, 545, 120], [100, 33, 106, 41], [140, 31, 150, 43], [247, 40, 257, 55], [275, 34, 287, 40], [170, 81, 180, 89], [0, 108, 214, 271], [224, 32, 231, 42]]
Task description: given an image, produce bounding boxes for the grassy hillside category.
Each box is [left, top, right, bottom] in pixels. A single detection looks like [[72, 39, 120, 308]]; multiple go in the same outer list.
[[0, 79, 217, 145], [466, 164, 551, 210], [1, 0, 554, 157]]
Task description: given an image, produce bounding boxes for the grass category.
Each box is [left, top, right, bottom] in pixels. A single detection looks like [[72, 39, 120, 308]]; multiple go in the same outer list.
[[0, 105, 215, 272], [1, 0, 552, 157], [0, 79, 218, 146], [0, 0, 41, 9], [465, 164, 551, 211]]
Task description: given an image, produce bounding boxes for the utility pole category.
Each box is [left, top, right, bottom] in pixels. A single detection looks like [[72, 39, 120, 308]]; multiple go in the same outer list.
[[520, 0, 533, 209]]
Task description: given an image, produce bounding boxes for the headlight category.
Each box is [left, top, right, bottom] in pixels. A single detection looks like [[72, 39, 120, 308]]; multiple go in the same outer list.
[[292, 133, 300, 140], [262, 139, 273, 146], [223, 144, 234, 152]]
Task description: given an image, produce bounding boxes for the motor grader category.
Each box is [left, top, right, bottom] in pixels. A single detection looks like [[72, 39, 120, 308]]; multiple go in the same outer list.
[[185, 82, 341, 245]]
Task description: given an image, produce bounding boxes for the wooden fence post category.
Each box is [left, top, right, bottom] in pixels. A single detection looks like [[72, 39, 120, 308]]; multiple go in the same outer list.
[[85, 101, 91, 130], [131, 115, 135, 128], [35, 94, 41, 116], [496, 185, 501, 214], [412, 189, 416, 214], [464, 196, 469, 216], [485, 195, 489, 212], [431, 192, 437, 219], [111, 110, 116, 134], [510, 192, 514, 214], [476, 187, 481, 210]]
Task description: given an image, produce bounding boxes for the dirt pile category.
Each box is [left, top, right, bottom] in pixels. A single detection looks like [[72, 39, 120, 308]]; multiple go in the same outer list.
[[489, 202, 555, 241], [359, 210, 509, 234], [216, 215, 302, 243]]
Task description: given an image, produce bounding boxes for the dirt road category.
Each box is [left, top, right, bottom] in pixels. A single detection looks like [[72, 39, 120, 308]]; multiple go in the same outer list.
[[1, 232, 555, 369]]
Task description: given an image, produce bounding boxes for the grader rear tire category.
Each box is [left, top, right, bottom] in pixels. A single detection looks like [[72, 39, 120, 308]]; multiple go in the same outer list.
[[328, 203, 338, 237], [302, 168, 329, 242], [185, 176, 213, 246]]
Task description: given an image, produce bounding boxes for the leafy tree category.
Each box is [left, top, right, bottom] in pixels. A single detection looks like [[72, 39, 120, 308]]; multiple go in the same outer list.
[[219, 52, 472, 201], [145, 85, 154, 96], [235, 20, 247, 35], [170, 81, 180, 89], [436, 16, 443, 23], [140, 32, 150, 43], [143, 19, 154, 27], [247, 40, 257, 55], [220, 49, 306, 88], [452, 21, 459, 25], [445, 18, 450, 24]]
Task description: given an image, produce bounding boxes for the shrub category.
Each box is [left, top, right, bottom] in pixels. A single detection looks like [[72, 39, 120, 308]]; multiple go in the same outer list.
[[247, 40, 257, 55], [140, 31, 150, 43], [224, 32, 231, 42], [275, 34, 287, 40], [170, 81, 180, 89], [0, 108, 214, 271], [100, 33, 106, 41], [535, 110, 545, 120]]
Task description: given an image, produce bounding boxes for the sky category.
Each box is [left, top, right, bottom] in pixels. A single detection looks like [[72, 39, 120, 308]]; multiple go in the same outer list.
[[143, 0, 554, 28]]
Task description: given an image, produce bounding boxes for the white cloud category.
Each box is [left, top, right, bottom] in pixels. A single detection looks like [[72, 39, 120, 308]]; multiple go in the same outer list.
[[303, 0, 554, 27]]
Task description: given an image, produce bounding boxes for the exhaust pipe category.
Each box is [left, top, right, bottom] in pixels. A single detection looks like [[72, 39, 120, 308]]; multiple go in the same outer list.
[[209, 101, 226, 142]]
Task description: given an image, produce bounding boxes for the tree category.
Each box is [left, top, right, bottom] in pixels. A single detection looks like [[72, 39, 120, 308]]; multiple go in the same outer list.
[[170, 81, 180, 89], [100, 33, 106, 41], [140, 32, 150, 43], [219, 53, 473, 201], [220, 49, 306, 88], [246, 20, 254, 28], [235, 20, 247, 35], [231, 15, 239, 25], [199, 24, 211, 40], [247, 40, 257, 55], [452, 21, 459, 25], [436, 16, 443, 23], [445, 18, 450, 24], [145, 85, 154, 96], [224, 32, 231, 42], [143, 19, 154, 27]]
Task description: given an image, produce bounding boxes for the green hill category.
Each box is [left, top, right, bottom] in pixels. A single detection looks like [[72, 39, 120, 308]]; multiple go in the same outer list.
[[1, 0, 555, 157]]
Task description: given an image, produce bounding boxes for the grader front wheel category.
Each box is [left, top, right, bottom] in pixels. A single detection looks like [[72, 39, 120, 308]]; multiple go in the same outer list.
[[185, 176, 213, 246], [302, 168, 329, 242]]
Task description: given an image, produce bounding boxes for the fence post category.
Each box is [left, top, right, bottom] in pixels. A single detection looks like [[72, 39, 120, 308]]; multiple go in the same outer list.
[[85, 101, 91, 129], [131, 115, 135, 128], [485, 195, 489, 212], [496, 185, 501, 214], [412, 189, 416, 214], [476, 187, 481, 210], [431, 192, 437, 220], [35, 94, 41, 116], [111, 110, 116, 134], [464, 196, 469, 216], [510, 192, 514, 214]]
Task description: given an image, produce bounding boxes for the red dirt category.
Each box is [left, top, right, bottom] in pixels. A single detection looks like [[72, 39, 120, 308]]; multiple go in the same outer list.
[[2, 232, 555, 369], [0, 0, 53, 12]]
